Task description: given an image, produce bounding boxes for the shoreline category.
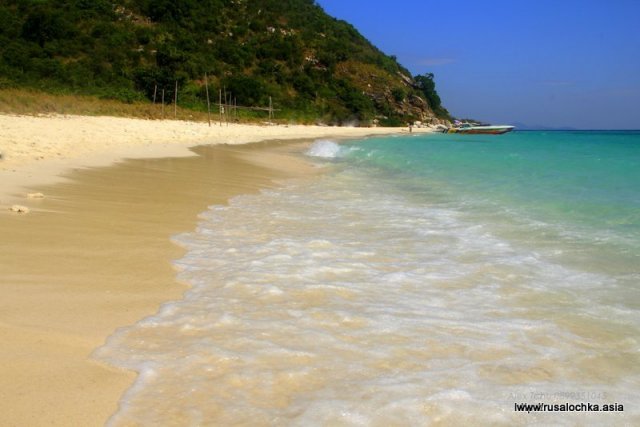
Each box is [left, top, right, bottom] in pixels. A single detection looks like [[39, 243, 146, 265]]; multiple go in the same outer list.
[[0, 114, 433, 206], [0, 114, 428, 425], [0, 140, 318, 426]]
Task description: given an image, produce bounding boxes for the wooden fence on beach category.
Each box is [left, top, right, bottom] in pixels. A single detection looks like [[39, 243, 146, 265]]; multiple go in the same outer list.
[[152, 78, 279, 126]]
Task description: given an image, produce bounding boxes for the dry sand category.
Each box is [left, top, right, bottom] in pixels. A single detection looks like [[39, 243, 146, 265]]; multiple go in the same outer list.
[[0, 114, 431, 205], [0, 114, 428, 426]]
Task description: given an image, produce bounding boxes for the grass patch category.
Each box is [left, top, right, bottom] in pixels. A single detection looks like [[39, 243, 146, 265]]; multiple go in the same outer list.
[[0, 88, 207, 120], [0, 88, 281, 124], [0, 88, 387, 126]]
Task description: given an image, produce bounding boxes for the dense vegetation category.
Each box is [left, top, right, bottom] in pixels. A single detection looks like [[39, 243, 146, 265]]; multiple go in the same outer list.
[[0, 0, 449, 124]]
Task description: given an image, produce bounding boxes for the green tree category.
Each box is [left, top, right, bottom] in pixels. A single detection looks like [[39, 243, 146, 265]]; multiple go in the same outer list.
[[22, 6, 75, 47], [0, 0, 448, 125], [223, 75, 267, 106], [414, 72, 450, 119]]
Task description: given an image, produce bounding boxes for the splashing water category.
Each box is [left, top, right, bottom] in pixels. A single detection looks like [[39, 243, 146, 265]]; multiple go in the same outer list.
[[96, 132, 640, 426]]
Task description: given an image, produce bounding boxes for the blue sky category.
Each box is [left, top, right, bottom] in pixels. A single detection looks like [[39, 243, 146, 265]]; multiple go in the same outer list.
[[315, 0, 640, 129]]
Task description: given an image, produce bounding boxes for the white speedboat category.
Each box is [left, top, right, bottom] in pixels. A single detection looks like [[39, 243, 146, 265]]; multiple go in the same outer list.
[[445, 123, 514, 135]]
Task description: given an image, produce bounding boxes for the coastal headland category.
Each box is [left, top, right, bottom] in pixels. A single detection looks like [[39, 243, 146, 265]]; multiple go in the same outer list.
[[0, 114, 431, 426]]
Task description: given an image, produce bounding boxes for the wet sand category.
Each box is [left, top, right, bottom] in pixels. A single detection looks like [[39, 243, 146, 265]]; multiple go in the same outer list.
[[0, 114, 432, 207], [0, 141, 319, 426]]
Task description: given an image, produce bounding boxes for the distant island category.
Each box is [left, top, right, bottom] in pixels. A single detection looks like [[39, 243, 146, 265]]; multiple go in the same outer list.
[[0, 0, 451, 126]]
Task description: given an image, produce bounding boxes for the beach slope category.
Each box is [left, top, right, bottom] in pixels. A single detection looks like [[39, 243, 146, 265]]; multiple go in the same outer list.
[[0, 114, 425, 425]]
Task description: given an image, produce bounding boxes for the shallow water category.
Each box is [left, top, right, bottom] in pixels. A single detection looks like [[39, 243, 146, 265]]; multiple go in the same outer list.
[[96, 132, 640, 426]]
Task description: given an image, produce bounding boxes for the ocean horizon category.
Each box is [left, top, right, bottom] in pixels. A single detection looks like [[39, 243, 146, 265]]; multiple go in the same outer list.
[[96, 130, 640, 425]]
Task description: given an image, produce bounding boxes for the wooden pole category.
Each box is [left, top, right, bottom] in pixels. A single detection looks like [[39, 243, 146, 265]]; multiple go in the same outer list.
[[223, 86, 228, 126], [204, 73, 211, 127], [153, 85, 157, 104], [269, 96, 273, 123], [161, 89, 165, 117], [174, 81, 178, 119], [219, 89, 222, 126]]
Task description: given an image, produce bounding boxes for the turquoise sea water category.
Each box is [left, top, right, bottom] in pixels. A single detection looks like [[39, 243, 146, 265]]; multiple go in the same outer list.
[[97, 131, 640, 426], [345, 131, 640, 277]]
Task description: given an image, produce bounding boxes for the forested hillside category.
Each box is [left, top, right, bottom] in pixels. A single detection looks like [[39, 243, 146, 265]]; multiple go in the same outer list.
[[0, 0, 450, 125]]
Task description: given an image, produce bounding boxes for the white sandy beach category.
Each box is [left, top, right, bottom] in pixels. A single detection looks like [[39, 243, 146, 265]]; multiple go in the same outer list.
[[0, 113, 431, 426], [0, 114, 432, 205]]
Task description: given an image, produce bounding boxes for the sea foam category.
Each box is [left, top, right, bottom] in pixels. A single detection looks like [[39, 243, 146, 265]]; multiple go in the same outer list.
[[95, 133, 640, 426], [305, 139, 343, 158]]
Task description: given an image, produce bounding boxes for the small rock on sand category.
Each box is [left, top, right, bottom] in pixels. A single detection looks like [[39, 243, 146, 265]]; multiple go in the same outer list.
[[10, 205, 30, 214], [27, 192, 45, 199]]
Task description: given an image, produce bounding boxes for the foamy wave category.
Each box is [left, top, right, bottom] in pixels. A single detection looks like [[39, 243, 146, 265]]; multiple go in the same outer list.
[[95, 163, 640, 425], [305, 139, 342, 158]]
